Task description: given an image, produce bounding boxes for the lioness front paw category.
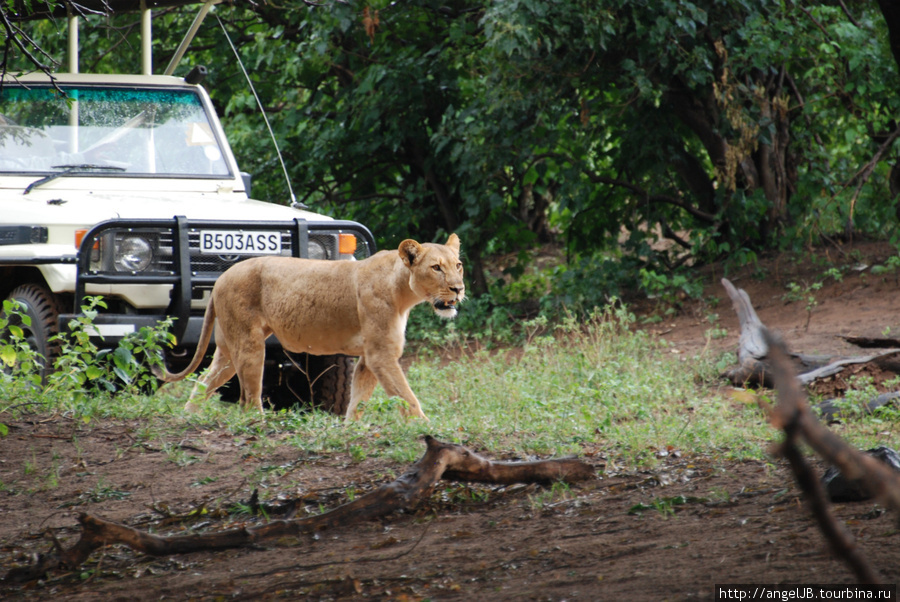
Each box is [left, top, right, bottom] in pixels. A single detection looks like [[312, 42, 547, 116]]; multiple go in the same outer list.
[[404, 409, 429, 422]]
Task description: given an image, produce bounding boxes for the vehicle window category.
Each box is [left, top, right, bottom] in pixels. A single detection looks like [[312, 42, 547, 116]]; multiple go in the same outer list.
[[0, 85, 231, 177]]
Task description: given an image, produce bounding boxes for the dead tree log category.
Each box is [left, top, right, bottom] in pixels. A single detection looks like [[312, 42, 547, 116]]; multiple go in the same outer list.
[[721, 279, 900, 418], [5, 436, 594, 583], [761, 329, 900, 584]]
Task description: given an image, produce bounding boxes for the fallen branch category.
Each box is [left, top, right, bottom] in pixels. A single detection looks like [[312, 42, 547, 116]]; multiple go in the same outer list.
[[796, 350, 900, 386], [840, 335, 900, 349], [5, 436, 594, 583]]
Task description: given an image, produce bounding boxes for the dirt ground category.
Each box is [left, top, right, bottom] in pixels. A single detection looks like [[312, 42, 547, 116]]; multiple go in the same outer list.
[[3, 241, 900, 601]]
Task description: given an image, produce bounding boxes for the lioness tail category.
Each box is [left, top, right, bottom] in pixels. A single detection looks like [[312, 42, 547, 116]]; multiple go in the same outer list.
[[151, 297, 217, 383]]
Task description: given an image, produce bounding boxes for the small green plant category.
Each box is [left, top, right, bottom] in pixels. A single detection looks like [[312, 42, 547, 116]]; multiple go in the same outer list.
[[708, 487, 731, 504], [345, 486, 357, 502], [705, 311, 728, 339], [628, 495, 703, 518], [782, 281, 822, 331], [823, 267, 843, 282], [522, 315, 549, 346], [832, 375, 881, 420], [230, 501, 255, 517], [23, 452, 38, 476], [440, 484, 491, 506], [349, 444, 366, 463], [0, 299, 44, 436], [40, 454, 62, 490], [870, 254, 900, 278], [367, 395, 410, 416], [705, 327, 728, 340], [527, 480, 573, 511], [163, 442, 201, 467], [85, 478, 132, 503], [191, 476, 219, 488]]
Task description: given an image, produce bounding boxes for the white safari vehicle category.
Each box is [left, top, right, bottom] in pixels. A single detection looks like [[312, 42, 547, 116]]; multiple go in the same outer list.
[[0, 1, 374, 413]]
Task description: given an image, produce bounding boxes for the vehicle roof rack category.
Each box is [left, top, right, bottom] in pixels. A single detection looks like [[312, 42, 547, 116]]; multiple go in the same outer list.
[[7, 0, 223, 76]]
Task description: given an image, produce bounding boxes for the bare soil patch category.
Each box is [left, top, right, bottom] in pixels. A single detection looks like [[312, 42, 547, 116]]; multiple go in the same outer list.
[[3, 241, 900, 601]]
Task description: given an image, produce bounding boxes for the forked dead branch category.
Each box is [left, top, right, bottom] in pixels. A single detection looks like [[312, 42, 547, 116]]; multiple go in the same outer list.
[[4, 435, 594, 583], [724, 277, 900, 584]]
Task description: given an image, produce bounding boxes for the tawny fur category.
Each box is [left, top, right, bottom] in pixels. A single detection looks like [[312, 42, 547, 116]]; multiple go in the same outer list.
[[152, 234, 464, 421]]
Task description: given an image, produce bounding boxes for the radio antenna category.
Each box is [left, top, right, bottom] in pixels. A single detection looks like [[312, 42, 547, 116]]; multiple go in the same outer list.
[[216, 14, 305, 208]]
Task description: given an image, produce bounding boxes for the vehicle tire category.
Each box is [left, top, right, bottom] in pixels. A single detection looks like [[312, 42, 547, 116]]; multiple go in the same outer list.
[[311, 354, 355, 417], [4, 284, 63, 382], [267, 352, 355, 415]]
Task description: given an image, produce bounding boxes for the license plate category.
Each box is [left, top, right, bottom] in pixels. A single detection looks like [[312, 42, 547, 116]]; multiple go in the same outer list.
[[199, 230, 282, 255]]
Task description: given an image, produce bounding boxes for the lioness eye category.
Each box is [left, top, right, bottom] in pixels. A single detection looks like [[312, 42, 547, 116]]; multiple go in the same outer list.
[[431, 265, 442, 272], [456, 263, 462, 270]]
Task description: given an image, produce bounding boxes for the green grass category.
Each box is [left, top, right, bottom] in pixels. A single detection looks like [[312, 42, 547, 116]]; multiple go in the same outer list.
[[2, 303, 898, 471]]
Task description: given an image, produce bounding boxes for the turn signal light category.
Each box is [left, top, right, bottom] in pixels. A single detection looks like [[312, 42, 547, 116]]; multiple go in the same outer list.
[[74, 229, 100, 250], [339, 233, 357, 255]]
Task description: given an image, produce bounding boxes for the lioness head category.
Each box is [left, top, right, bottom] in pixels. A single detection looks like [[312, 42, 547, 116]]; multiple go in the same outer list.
[[399, 233, 465, 318]]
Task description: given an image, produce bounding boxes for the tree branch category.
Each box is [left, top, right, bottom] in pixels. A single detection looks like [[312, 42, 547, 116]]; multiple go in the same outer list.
[[762, 331, 894, 583], [583, 171, 717, 224], [5, 436, 594, 583], [0, 6, 60, 85]]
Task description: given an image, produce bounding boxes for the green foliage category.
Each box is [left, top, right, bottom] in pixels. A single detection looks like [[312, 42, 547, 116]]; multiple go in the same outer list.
[[0, 296, 175, 405], [543, 253, 640, 316], [46, 297, 174, 399], [639, 269, 704, 312], [870, 254, 900, 276], [6, 1, 900, 300], [528, 480, 574, 512], [406, 292, 518, 348], [0, 299, 42, 388]]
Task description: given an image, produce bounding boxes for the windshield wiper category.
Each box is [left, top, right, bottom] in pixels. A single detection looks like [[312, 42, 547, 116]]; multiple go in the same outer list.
[[24, 164, 127, 195]]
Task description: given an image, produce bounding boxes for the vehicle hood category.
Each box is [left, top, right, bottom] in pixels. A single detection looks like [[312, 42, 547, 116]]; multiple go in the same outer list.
[[1, 187, 331, 225]]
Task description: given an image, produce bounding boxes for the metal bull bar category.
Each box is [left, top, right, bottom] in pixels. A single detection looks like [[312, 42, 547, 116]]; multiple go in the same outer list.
[[71, 216, 376, 343]]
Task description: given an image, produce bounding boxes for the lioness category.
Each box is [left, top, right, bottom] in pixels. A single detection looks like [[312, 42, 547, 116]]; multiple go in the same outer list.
[[152, 234, 464, 421]]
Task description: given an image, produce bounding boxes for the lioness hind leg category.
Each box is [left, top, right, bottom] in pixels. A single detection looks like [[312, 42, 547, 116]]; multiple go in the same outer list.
[[185, 346, 236, 413], [229, 339, 266, 413], [345, 357, 379, 421]]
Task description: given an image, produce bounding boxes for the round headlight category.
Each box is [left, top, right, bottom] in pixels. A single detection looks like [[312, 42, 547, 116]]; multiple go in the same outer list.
[[115, 235, 153, 272], [308, 239, 328, 260]]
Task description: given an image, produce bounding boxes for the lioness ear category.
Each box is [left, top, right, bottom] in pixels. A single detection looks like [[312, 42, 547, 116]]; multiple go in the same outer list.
[[445, 233, 460, 253], [398, 239, 422, 267]]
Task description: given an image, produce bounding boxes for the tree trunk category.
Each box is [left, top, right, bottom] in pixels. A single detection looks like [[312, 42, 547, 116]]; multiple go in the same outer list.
[[876, 0, 900, 71]]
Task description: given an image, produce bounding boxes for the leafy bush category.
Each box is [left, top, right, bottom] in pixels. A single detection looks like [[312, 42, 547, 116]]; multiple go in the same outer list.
[[638, 268, 704, 312], [1, 297, 175, 403], [542, 253, 640, 316]]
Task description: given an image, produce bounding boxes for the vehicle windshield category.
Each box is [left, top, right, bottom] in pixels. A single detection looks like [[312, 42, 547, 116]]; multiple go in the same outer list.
[[0, 85, 231, 177]]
